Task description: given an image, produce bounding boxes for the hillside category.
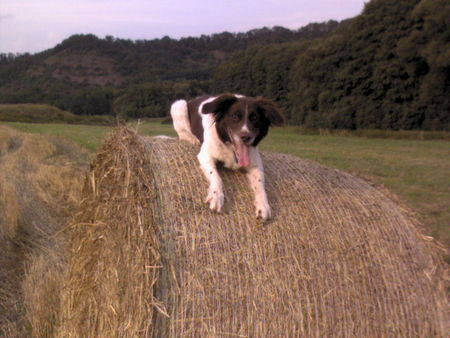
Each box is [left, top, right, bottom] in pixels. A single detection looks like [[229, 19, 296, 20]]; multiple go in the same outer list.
[[214, 0, 450, 130], [0, 104, 113, 125], [0, 0, 449, 130], [0, 22, 338, 117]]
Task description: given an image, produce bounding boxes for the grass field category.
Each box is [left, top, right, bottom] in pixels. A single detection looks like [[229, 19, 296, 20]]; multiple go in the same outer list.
[[5, 122, 112, 151], [0, 104, 114, 126], [3, 120, 449, 253]]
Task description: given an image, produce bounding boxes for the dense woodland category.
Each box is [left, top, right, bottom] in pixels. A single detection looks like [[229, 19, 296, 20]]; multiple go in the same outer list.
[[0, 0, 449, 130], [213, 0, 450, 130]]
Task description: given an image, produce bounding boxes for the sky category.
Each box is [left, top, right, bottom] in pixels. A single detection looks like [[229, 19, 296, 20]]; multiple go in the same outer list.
[[0, 0, 367, 54]]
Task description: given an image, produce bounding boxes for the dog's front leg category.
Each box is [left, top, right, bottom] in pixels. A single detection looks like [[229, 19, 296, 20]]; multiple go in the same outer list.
[[246, 152, 271, 221], [197, 147, 224, 212]]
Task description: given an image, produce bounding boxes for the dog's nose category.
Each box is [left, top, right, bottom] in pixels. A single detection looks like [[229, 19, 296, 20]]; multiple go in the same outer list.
[[240, 134, 252, 144]]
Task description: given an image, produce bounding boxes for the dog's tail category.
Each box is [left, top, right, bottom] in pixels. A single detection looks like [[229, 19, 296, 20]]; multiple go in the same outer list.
[[170, 100, 188, 120]]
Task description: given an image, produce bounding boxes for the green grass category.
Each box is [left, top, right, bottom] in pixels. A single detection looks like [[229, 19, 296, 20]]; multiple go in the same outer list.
[[130, 119, 177, 137], [293, 127, 450, 141], [4, 122, 112, 151], [0, 104, 114, 125], [3, 120, 449, 252], [3, 119, 175, 151]]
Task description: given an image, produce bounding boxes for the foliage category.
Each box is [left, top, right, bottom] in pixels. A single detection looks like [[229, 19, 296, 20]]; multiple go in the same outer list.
[[113, 80, 209, 119], [0, 22, 338, 120], [289, 0, 450, 130], [213, 43, 305, 120]]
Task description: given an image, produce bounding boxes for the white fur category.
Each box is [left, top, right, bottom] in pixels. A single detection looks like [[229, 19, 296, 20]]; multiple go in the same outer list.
[[152, 135, 176, 140], [170, 95, 271, 221], [246, 150, 271, 220], [240, 123, 251, 134]]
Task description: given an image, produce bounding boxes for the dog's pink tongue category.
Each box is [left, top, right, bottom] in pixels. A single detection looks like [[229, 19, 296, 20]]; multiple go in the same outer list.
[[236, 143, 250, 167]]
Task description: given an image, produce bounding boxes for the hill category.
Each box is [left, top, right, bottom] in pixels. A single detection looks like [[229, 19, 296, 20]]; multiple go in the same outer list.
[[0, 22, 338, 118], [0, 104, 113, 125]]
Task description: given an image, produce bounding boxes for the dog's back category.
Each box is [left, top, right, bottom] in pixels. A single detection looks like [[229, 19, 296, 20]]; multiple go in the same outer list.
[[187, 95, 212, 143]]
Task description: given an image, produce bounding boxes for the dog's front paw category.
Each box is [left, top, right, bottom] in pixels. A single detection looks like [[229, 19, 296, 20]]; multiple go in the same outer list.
[[205, 186, 224, 213], [255, 199, 271, 222]]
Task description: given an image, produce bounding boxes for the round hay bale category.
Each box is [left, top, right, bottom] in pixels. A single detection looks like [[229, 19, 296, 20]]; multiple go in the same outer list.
[[61, 127, 448, 337]]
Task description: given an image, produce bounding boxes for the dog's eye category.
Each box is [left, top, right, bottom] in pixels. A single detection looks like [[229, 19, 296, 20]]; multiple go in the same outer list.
[[249, 113, 258, 122], [232, 111, 242, 121]]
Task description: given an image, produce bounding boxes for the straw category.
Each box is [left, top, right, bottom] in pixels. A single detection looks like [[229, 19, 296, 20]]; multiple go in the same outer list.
[[52, 126, 449, 336]]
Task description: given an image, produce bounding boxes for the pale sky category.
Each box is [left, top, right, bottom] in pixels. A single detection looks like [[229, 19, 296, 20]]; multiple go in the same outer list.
[[0, 0, 367, 54]]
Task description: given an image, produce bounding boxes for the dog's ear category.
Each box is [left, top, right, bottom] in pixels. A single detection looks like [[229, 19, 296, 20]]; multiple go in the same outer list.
[[202, 94, 237, 115], [256, 98, 285, 126]]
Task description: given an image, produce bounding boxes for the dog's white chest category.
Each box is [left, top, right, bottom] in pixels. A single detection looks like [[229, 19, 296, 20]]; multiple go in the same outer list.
[[201, 114, 236, 169], [214, 143, 238, 169]]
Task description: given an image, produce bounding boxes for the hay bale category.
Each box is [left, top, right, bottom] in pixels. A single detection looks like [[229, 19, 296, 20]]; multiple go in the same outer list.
[[57, 127, 162, 337], [61, 127, 448, 337]]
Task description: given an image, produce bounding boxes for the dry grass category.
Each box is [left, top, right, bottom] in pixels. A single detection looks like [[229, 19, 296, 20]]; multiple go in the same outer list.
[[0, 125, 88, 336], [1, 126, 448, 336]]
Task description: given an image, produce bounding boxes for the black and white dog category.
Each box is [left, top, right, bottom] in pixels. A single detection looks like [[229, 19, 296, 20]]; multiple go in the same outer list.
[[170, 94, 284, 221]]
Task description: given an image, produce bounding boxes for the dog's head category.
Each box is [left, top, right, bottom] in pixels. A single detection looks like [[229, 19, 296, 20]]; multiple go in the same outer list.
[[202, 94, 284, 167]]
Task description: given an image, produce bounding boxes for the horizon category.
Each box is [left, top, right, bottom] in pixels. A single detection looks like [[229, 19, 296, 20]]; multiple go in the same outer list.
[[2, 21, 340, 57], [0, 0, 366, 54]]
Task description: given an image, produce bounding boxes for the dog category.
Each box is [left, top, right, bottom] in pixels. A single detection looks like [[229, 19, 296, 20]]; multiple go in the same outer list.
[[170, 93, 284, 221]]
